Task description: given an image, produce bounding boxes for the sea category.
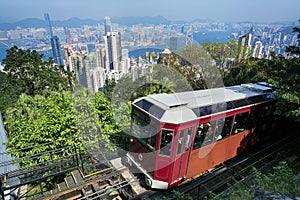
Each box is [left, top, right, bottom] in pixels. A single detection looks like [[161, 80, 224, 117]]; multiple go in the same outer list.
[[0, 41, 60, 65], [0, 41, 8, 64], [0, 31, 234, 64], [193, 31, 235, 44]]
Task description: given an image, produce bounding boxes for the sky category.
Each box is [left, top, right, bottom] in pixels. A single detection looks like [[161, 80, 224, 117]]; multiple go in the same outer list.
[[0, 0, 299, 23]]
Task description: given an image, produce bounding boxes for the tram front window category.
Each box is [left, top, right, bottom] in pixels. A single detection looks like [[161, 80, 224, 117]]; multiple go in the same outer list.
[[132, 108, 158, 151]]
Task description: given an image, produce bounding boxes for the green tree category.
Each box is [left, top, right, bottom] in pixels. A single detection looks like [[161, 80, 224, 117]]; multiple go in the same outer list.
[[95, 91, 121, 135], [202, 40, 241, 77], [3, 86, 117, 190], [95, 91, 126, 149], [253, 162, 300, 196], [0, 46, 74, 115], [217, 162, 300, 200], [103, 78, 116, 101], [224, 53, 300, 121], [169, 45, 227, 89], [1, 46, 74, 95], [286, 19, 300, 55], [4, 86, 114, 172], [4, 91, 79, 167]]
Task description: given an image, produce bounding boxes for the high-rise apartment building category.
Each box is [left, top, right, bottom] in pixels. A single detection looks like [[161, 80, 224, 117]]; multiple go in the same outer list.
[[186, 32, 193, 46], [95, 48, 106, 69], [238, 31, 252, 60], [64, 46, 106, 91], [170, 36, 178, 51], [65, 47, 91, 88], [253, 41, 264, 58]]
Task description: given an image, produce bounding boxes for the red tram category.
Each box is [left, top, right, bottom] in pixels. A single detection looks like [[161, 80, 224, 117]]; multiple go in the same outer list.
[[126, 83, 278, 189]]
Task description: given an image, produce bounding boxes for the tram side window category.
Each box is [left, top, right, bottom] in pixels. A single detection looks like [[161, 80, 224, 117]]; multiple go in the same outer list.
[[232, 112, 249, 135], [261, 105, 274, 123], [159, 129, 173, 157], [247, 109, 261, 129], [193, 121, 215, 149], [215, 116, 234, 141]]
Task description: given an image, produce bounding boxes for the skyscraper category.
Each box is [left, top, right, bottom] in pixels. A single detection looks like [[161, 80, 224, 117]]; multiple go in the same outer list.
[[44, 13, 63, 66], [170, 36, 178, 51], [186, 32, 193, 46], [253, 41, 264, 58], [104, 32, 122, 73], [44, 13, 53, 39], [51, 36, 63, 65], [238, 31, 252, 60], [104, 16, 112, 35]]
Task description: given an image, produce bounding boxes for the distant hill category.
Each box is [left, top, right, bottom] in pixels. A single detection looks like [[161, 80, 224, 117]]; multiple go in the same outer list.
[[0, 16, 294, 31], [0, 18, 46, 30], [0, 16, 171, 30], [191, 18, 214, 23], [52, 18, 101, 27], [0, 17, 100, 30], [113, 16, 170, 25]]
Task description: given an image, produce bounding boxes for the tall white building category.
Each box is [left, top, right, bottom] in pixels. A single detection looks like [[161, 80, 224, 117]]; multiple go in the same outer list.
[[89, 65, 106, 92], [238, 32, 252, 60], [252, 41, 264, 59], [121, 48, 130, 74], [104, 16, 112, 35], [95, 47, 106, 69], [103, 32, 122, 75]]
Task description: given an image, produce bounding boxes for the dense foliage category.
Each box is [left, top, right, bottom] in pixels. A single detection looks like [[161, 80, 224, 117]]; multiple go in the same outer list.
[[286, 19, 300, 55], [224, 51, 300, 120], [0, 46, 74, 114], [0, 47, 115, 188], [4, 91, 79, 165], [216, 161, 300, 200], [4, 87, 115, 163]]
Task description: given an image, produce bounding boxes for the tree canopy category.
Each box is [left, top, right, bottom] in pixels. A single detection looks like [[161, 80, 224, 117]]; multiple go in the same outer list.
[[286, 19, 300, 55], [5, 90, 78, 167], [224, 52, 300, 121], [0, 46, 74, 114]]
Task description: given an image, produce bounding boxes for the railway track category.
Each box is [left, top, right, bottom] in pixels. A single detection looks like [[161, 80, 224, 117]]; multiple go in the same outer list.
[[39, 167, 133, 200], [8, 132, 298, 200], [35, 151, 139, 200], [2, 124, 299, 200], [141, 132, 300, 200]]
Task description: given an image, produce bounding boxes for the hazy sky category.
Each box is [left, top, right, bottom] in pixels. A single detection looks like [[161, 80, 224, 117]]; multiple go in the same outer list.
[[1, 0, 299, 22]]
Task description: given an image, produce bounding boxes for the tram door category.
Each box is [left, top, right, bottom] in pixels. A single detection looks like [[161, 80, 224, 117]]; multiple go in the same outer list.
[[171, 128, 193, 182]]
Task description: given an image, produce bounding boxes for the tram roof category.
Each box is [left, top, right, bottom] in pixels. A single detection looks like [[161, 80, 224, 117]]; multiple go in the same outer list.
[[133, 83, 275, 123]]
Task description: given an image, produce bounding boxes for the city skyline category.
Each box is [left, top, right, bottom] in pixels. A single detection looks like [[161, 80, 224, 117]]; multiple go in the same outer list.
[[0, 0, 299, 23]]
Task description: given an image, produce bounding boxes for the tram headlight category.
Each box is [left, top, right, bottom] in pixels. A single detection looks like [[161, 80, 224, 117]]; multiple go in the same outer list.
[[125, 156, 132, 166], [145, 177, 152, 187], [138, 153, 143, 161]]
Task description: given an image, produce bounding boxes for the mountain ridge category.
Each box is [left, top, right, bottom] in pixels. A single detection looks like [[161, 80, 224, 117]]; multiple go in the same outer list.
[[0, 16, 172, 30], [0, 16, 294, 31]]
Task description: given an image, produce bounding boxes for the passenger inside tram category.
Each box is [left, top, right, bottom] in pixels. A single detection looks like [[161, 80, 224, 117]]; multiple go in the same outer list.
[[193, 122, 212, 149]]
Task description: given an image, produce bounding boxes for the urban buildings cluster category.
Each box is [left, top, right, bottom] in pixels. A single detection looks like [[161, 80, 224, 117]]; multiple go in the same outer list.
[[0, 15, 298, 92]]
